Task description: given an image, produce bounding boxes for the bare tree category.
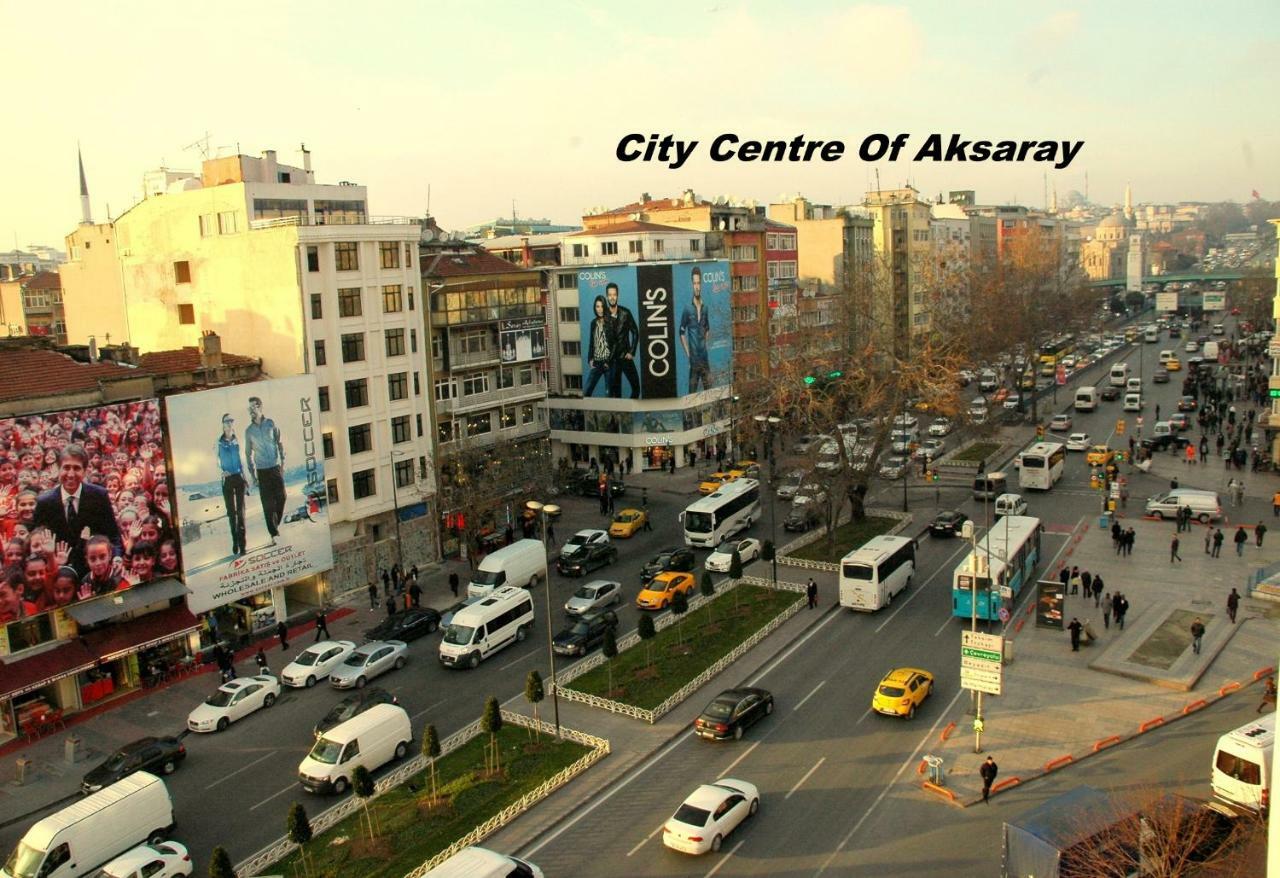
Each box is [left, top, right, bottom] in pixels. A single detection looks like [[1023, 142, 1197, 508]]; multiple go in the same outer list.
[[1233, 267, 1273, 332]]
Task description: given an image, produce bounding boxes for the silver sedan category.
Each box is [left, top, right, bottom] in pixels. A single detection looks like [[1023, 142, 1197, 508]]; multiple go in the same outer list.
[[329, 640, 408, 689], [564, 579, 622, 617]]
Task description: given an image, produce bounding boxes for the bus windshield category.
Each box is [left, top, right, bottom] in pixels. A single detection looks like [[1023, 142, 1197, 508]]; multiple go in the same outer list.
[[685, 511, 714, 533], [842, 563, 873, 581], [1022, 456, 1045, 468]]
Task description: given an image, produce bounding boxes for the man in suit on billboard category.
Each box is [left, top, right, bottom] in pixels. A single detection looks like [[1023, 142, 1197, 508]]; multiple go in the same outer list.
[[33, 443, 122, 574], [680, 266, 712, 394], [606, 282, 641, 399]]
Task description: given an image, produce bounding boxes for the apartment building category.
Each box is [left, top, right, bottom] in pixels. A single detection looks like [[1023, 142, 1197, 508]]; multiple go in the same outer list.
[[862, 186, 936, 357]]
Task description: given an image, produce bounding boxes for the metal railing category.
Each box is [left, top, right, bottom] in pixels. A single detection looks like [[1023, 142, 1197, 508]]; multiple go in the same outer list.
[[776, 507, 911, 570], [248, 214, 421, 230]]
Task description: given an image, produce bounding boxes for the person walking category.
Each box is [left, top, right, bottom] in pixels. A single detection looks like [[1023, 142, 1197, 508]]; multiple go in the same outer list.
[[1115, 593, 1129, 630], [381, 568, 391, 597], [1069, 566, 1081, 595], [314, 610, 330, 642], [807, 578, 818, 609], [1081, 570, 1093, 603], [1102, 592, 1112, 629], [1272, 489, 1280, 517], [1186, 443, 1196, 465], [1059, 566, 1071, 588], [409, 578, 422, 608], [979, 756, 999, 804], [276, 619, 289, 651], [448, 571, 460, 598], [1204, 527, 1213, 555], [1212, 528, 1225, 558], [1111, 520, 1122, 552], [368, 581, 378, 611], [1234, 526, 1248, 557], [255, 647, 270, 675], [1226, 587, 1240, 623], [1170, 534, 1182, 563], [1124, 528, 1136, 556], [385, 595, 397, 619], [1190, 617, 1206, 654], [1068, 617, 1083, 651], [1256, 522, 1267, 547], [546, 520, 558, 545], [1092, 574, 1104, 608], [1258, 676, 1277, 713]]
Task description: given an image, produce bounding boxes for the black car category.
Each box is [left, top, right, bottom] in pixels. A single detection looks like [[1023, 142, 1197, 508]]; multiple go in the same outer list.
[[694, 687, 775, 741], [565, 472, 627, 498], [783, 504, 821, 532], [639, 547, 697, 584], [1099, 386, 1121, 401], [929, 510, 969, 537], [363, 607, 442, 643], [1152, 368, 1170, 384], [552, 611, 618, 657], [314, 686, 399, 736], [81, 736, 186, 794], [1177, 395, 1198, 412], [557, 543, 618, 576], [1142, 433, 1193, 453]]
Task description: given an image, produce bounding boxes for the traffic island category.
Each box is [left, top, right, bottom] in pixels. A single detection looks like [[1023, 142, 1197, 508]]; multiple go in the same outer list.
[[779, 513, 904, 568]]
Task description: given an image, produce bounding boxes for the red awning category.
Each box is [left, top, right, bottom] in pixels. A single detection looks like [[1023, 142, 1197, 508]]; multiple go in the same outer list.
[[79, 605, 201, 663], [0, 640, 97, 701]]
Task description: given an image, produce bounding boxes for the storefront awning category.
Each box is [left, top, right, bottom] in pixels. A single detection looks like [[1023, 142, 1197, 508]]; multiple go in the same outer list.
[[79, 605, 201, 663], [0, 640, 97, 701], [64, 578, 189, 626]]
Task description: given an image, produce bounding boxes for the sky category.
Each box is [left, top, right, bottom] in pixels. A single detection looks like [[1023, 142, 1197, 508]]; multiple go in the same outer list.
[[3, 0, 1278, 249]]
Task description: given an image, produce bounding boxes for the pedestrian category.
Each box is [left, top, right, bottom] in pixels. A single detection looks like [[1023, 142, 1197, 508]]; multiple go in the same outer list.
[[980, 756, 998, 804], [1272, 489, 1280, 517], [1256, 522, 1267, 547], [504, 524, 514, 546], [368, 581, 378, 611], [1190, 617, 1205, 655], [410, 564, 418, 584], [1234, 481, 1246, 508], [1124, 528, 1135, 556], [1081, 570, 1093, 603], [1186, 443, 1196, 465], [1102, 592, 1112, 629], [276, 619, 289, 651], [546, 521, 557, 545], [1212, 528, 1224, 558], [449, 571, 460, 598], [255, 647, 270, 674], [314, 610, 330, 642], [385, 595, 397, 618], [1258, 676, 1277, 713], [807, 578, 818, 609], [1069, 566, 1081, 595], [1111, 521, 1122, 553], [1226, 587, 1240, 623], [1204, 528, 1213, 555], [381, 568, 391, 597], [1170, 534, 1182, 563], [1092, 574, 1104, 608], [1234, 526, 1248, 557], [409, 579, 422, 608], [1171, 477, 1179, 491], [1059, 566, 1071, 589], [1068, 617, 1083, 651], [642, 512, 653, 532], [1200, 436, 1209, 461]]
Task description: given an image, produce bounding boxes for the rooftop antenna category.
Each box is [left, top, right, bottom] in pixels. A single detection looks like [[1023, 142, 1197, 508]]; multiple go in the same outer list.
[[426, 183, 431, 218], [512, 199, 517, 222], [183, 131, 212, 161]]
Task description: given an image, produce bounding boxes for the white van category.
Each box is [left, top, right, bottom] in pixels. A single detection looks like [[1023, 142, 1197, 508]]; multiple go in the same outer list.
[[298, 703, 413, 795], [1145, 488, 1222, 523], [1122, 392, 1143, 411], [426, 846, 544, 878], [468, 539, 547, 598], [1202, 340, 1219, 360], [994, 493, 1028, 517], [439, 586, 536, 669], [1125, 377, 1142, 392], [1212, 712, 1273, 813], [1158, 349, 1175, 364], [1212, 323, 1225, 336], [1074, 386, 1097, 412], [1144, 326, 1159, 343], [1109, 362, 1129, 387], [1, 772, 173, 878]]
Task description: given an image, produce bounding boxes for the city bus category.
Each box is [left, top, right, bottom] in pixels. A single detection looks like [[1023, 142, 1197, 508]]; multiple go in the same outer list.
[[1037, 335, 1076, 368], [681, 478, 761, 548], [1018, 442, 1066, 491], [839, 535, 917, 612], [952, 515, 1043, 621]]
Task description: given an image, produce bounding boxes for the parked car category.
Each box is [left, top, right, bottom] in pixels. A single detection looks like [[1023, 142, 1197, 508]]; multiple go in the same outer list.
[[663, 779, 761, 854], [313, 687, 399, 736], [560, 529, 610, 559], [564, 579, 622, 617], [928, 510, 968, 537], [928, 417, 953, 437], [640, 547, 696, 583], [557, 542, 619, 576], [693, 688, 775, 741], [783, 502, 822, 532], [97, 840, 193, 878], [636, 571, 697, 610], [279, 640, 358, 688], [329, 641, 408, 689], [871, 667, 934, 719], [552, 611, 618, 656], [363, 609, 442, 644], [564, 472, 626, 497], [187, 675, 281, 732], [775, 469, 805, 500], [705, 538, 761, 573], [81, 736, 186, 794], [608, 508, 647, 538]]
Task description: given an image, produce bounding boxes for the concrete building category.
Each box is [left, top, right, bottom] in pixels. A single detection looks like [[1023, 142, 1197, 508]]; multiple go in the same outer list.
[[0, 247, 64, 283], [58, 147, 439, 591], [862, 186, 936, 357]]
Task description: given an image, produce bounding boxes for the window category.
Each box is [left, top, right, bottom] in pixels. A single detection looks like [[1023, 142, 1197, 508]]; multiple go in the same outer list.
[[690, 238, 701, 252], [388, 371, 408, 400], [601, 241, 618, 255], [385, 328, 405, 357], [199, 215, 215, 237], [629, 240, 643, 254], [382, 284, 403, 313], [408, 289, 415, 310], [314, 339, 327, 366], [379, 241, 401, 269], [500, 407, 516, 429], [395, 459, 414, 488], [466, 412, 492, 436], [404, 242, 413, 267], [572, 244, 589, 258], [563, 374, 583, 390], [341, 332, 365, 363], [217, 211, 238, 234], [561, 341, 581, 357], [310, 293, 323, 319], [461, 329, 487, 353], [392, 415, 411, 444], [653, 239, 665, 253], [177, 304, 195, 325], [322, 433, 334, 458], [557, 273, 578, 289], [732, 275, 759, 292], [338, 287, 362, 317], [498, 367, 514, 389], [335, 242, 359, 271], [462, 373, 490, 396], [438, 420, 455, 443], [730, 245, 758, 262], [318, 386, 330, 412], [348, 423, 372, 455], [431, 332, 443, 360], [352, 469, 376, 499], [253, 198, 305, 219], [416, 413, 424, 437], [521, 403, 535, 424], [413, 371, 421, 395], [174, 261, 191, 284], [558, 307, 580, 323], [410, 328, 417, 353], [345, 378, 368, 408], [327, 478, 339, 503], [434, 378, 455, 401], [307, 246, 320, 272]]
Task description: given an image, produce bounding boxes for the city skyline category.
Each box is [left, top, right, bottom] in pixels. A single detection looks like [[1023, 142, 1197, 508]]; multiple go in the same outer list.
[[3, 0, 1278, 247]]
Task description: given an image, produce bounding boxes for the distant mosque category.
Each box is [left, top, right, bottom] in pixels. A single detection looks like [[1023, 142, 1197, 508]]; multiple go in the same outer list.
[[1079, 184, 1144, 282]]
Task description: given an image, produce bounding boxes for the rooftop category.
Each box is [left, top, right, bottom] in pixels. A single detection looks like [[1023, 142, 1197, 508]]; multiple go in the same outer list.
[[421, 248, 531, 278], [22, 271, 62, 291], [567, 220, 689, 237]]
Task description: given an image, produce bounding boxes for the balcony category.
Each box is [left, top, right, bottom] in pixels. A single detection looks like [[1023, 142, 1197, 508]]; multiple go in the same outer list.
[[446, 347, 500, 369], [436, 382, 547, 415], [438, 418, 549, 448], [249, 214, 420, 230]]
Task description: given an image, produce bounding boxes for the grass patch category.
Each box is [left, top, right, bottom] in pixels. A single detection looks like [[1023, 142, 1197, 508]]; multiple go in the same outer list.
[[274, 726, 589, 878], [950, 442, 1001, 464], [784, 516, 898, 564], [569, 584, 798, 710], [1128, 609, 1212, 670]]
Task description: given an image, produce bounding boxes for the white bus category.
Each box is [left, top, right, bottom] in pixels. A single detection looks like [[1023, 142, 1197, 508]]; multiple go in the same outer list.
[[681, 478, 761, 548], [839, 535, 916, 612], [1018, 442, 1066, 491]]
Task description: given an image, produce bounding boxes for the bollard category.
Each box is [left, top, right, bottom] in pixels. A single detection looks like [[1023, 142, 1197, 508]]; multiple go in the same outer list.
[[15, 757, 33, 785], [64, 735, 82, 764], [923, 755, 945, 786]]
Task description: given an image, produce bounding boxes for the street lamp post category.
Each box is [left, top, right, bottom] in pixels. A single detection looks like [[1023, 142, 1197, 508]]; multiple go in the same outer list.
[[961, 519, 985, 752], [390, 450, 406, 570], [526, 499, 562, 738], [753, 414, 782, 587]]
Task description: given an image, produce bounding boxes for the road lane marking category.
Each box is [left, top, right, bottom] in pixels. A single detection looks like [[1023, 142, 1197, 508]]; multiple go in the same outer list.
[[746, 606, 842, 686], [627, 823, 665, 857], [874, 541, 971, 634], [816, 685, 966, 876], [704, 839, 745, 878], [205, 751, 275, 790], [792, 680, 825, 712], [717, 741, 760, 779], [249, 780, 304, 812], [411, 696, 449, 721], [854, 708, 872, 725], [498, 646, 541, 672], [933, 616, 954, 638], [786, 756, 826, 800]]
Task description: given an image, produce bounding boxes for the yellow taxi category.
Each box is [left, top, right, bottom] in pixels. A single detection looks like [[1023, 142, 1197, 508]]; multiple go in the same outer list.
[[871, 667, 934, 719], [635, 571, 696, 610], [698, 472, 736, 495], [1019, 372, 1037, 390], [1165, 357, 1182, 371], [727, 460, 760, 479], [608, 508, 647, 539], [1085, 445, 1115, 467]]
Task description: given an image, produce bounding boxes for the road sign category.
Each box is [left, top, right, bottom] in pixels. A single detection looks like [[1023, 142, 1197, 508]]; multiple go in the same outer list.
[[960, 631, 1003, 695], [997, 607, 1011, 622], [1136, 416, 1144, 429], [1055, 365, 1067, 385], [999, 585, 1012, 599], [1116, 419, 1126, 435]]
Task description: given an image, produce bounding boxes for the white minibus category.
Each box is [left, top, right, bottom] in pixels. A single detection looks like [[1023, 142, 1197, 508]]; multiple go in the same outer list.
[[1212, 712, 1272, 814], [681, 478, 761, 548], [839, 535, 916, 611], [1144, 326, 1159, 343], [1073, 386, 1097, 412], [438, 586, 535, 669], [1109, 362, 1129, 386]]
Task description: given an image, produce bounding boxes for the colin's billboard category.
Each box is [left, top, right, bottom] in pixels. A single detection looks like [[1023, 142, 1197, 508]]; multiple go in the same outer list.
[[578, 261, 731, 399], [167, 376, 333, 613]]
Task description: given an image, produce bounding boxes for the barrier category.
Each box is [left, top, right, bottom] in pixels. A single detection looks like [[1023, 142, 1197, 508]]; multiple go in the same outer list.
[[921, 780, 955, 801], [1182, 700, 1208, 715], [1138, 716, 1166, 733], [917, 758, 927, 775], [991, 777, 1022, 794], [939, 722, 956, 743], [1218, 681, 1242, 697], [1254, 666, 1276, 681], [1014, 618, 1025, 634], [1044, 754, 1074, 772], [1092, 736, 1122, 752]]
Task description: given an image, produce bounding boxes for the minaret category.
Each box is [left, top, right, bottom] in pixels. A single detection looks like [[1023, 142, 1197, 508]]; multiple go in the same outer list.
[[1123, 182, 1133, 222], [78, 145, 93, 225], [1050, 187, 1058, 214]]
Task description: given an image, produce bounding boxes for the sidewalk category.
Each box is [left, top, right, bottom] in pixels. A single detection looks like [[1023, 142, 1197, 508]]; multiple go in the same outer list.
[[927, 514, 1279, 807]]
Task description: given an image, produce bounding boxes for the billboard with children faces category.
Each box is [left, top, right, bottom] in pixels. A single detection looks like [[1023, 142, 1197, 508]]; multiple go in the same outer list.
[[0, 399, 179, 628]]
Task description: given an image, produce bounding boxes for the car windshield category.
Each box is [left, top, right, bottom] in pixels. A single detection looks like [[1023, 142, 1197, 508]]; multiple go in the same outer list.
[[205, 689, 234, 707], [102, 750, 130, 771], [343, 652, 369, 666], [704, 700, 735, 719], [569, 621, 591, 636], [573, 586, 598, 599], [673, 803, 711, 827], [308, 737, 343, 765], [3, 841, 44, 878], [443, 624, 475, 646], [472, 569, 503, 585], [567, 534, 589, 547], [293, 650, 321, 667], [878, 684, 906, 698], [325, 703, 357, 724]]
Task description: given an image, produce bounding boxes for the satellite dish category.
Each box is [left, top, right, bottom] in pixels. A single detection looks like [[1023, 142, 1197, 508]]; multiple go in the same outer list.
[[421, 229, 437, 242]]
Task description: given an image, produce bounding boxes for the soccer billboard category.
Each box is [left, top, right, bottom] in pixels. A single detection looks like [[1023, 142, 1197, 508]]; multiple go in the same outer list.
[[578, 261, 731, 399], [0, 399, 177, 625], [167, 376, 333, 613]]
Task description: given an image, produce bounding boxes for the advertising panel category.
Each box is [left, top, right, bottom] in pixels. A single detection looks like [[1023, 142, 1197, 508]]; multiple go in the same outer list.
[[578, 261, 731, 399], [167, 376, 333, 613], [1155, 291, 1179, 312], [1202, 291, 1226, 311], [499, 316, 547, 363], [0, 399, 177, 625], [1035, 578, 1065, 630]]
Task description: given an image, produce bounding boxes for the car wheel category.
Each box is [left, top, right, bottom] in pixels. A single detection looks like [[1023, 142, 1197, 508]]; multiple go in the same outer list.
[[394, 741, 408, 760], [529, 574, 540, 590], [733, 725, 744, 741], [908, 704, 916, 720], [264, 692, 277, 708], [427, 620, 438, 634], [333, 777, 348, 795], [468, 652, 481, 670], [516, 625, 528, 643], [355, 676, 367, 689], [711, 834, 723, 853], [749, 798, 759, 816], [765, 700, 774, 715], [1199, 513, 1210, 524], [148, 828, 167, 846], [1155, 511, 1168, 520], [394, 656, 406, 670], [216, 717, 229, 732], [305, 675, 316, 688], [161, 759, 177, 775]]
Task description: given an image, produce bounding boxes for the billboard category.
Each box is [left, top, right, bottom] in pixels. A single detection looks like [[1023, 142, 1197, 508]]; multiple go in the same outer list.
[[167, 376, 333, 613], [1156, 291, 1179, 312], [0, 399, 177, 625], [499, 316, 547, 363], [1202, 291, 1226, 311], [1035, 579, 1064, 630], [578, 261, 731, 399]]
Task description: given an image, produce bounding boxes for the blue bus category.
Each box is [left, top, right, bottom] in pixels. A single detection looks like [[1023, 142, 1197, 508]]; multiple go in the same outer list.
[[952, 515, 1043, 621]]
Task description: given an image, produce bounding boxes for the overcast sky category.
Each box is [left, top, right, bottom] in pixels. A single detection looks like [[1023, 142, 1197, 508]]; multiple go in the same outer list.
[[4, 1, 1277, 249]]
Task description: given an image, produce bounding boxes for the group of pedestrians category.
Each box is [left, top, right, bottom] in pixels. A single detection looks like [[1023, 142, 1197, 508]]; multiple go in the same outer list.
[[1109, 521, 1136, 556], [1059, 565, 1105, 607], [368, 562, 423, 612]]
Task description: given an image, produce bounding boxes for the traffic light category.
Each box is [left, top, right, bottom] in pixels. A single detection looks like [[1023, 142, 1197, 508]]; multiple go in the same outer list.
[[1036, 425, 1045, 439], [827, 370, 843, 380], [926, 469, 940, 482], [804, 375, 817, 386]]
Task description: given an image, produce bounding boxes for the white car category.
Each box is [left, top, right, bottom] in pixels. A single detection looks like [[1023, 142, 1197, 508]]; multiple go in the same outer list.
[[329, 640, 408, 689], [775, 469, 805, 500], [1185, 340, 1199, 352], [913, 438, 945, 460], [279, 640, 357, 688], [928, 418, 952, 437], [1065, 432, 1090, 452], [98, 840, 192, 878], [187, 675, 281, 733], [1048, 414, 1073, 432], [561, 529, 610, 559], [706, 538, 761, 573], [663, 779, 760, 855]]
